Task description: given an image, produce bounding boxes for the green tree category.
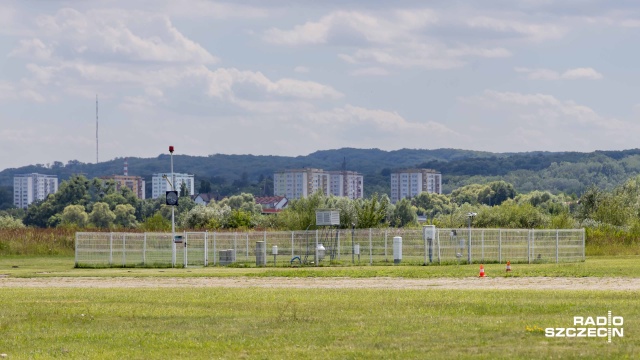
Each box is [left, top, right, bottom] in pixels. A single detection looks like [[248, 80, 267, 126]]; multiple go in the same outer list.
[[180, 181, 189, 197], [140, 212, 171, 231], [354, 194, 389, 228], [0, 215, 25, 229], [59, 205, 88, 228], [391, 198, 417, 227], [89, 202, 115, 228], [114, 204, 138, 228]]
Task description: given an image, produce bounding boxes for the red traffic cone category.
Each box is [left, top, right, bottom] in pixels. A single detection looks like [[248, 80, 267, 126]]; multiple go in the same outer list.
[[506, 261, 512, 272], [479, 264, 486, 277]]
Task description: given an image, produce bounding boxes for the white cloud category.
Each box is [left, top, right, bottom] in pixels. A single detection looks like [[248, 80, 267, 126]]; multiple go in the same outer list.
[[32, 8, 218, 64], [467, 16, 567, 41], [294, 66, 310, 73], [515, 67, 603, 80], [561, 67, 603, 80], [349, 67, 389, 76], [159, 1, 269, 19]]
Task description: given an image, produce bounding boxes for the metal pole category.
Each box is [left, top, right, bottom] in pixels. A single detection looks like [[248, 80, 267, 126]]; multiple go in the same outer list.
[[369, 228, 372, 266], [246, 233, 249, 261], [337, 231, 340, 260], [351, 225, 355, 265], [234, 232, 237, 261], [424, 228, 428, 266], [437, 229, 441, 264], [183, 231, 187, 268], [384, 230, 388, 263], [74, 232, 78, 267], [122, 234, 126, 267], [582, 228, 586, 261], [498, 229, 502, 264], [109, 232, 113, 266], [143, 233, 147, 266], [204, 231, 208, 267], [467, 218, 472, 264], [291, 231, 294, 258], [556, 230, 559, 264], [528, 230, 531, 264], [315, 229, 319, 266], [213, 232, 217, 266], [171, 149, 175, 268], [481, 229, 484, 263]]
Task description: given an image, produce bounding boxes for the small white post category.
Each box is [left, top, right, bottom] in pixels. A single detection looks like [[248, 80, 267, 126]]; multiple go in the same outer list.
[[582, 228, 586, 261], [436, 229, 441, 264], [183, 231, 187, 268], [315, 230, 319, 266]]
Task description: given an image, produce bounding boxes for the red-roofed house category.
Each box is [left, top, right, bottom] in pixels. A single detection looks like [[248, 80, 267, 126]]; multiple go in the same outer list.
[[255, 196, 288, 213]]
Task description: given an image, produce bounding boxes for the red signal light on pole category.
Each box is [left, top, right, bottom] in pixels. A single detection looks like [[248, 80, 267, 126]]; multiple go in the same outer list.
[[169, 146, 174, 153]]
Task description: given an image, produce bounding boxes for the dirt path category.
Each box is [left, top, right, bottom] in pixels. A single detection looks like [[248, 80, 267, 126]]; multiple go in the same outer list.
[[1, 276, 640, 290]]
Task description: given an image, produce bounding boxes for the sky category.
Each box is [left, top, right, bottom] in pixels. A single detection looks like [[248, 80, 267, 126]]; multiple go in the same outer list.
[[1, 0, 640, 170]]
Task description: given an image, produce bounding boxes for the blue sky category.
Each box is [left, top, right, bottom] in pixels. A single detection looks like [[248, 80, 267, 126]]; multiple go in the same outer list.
[[1, 0, 639, 170]]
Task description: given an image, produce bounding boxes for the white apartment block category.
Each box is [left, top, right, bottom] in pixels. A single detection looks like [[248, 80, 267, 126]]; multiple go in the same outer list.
[[329, 171, 364, 199], [13, 173, 58, 208], [273, 168, 329, 200], [274, 168, 363, 200], [151, 173, 195, 199], [390, 169, 442, 203]]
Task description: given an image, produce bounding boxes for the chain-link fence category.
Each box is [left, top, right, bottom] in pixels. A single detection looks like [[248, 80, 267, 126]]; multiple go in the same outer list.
[[75, 228, 585, 267]]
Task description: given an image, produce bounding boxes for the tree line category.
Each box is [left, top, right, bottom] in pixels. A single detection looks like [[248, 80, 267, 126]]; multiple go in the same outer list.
[[3, 175, 640, 239]]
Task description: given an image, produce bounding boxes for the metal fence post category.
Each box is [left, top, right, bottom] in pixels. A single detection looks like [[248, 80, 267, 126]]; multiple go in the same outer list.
[[213, 232, 217, 266], [481, 229, 484, 262], [498, 229, 502, 264], [423, 228, 428, 265], [291, 231, 294, 257], [234, 232, 237, 261], [109, 232, 113, 266], [384, 230, 388, 262], [315, 230, 319, 266], [74, 232, 78, 267], [143, 233, 147, 266], [437, 229, 441, 264], [556, 230, 560, 264], [337, 230, 341, 260], [528, 230, 531, 264], [183, 231, 187, 268], [369, 228, 372, 266], [204, 231, 208, 267], [582, 228, 586, 261], [246, 233, 249, 261], [122, 234, 126, 267]]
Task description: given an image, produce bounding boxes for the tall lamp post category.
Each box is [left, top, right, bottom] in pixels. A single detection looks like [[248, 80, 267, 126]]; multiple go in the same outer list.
[[467, 212, 477, 264], [167, 146, 178, 267]]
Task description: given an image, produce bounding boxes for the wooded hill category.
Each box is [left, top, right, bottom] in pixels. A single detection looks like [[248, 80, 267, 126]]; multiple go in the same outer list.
[[2, 147, 640, 203]]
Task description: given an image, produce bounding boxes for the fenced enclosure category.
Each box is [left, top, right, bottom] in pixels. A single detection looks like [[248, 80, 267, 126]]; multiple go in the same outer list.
[[75, 228, 585, 268]]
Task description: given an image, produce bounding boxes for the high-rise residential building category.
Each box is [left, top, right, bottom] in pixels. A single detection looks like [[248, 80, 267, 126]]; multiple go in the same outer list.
[[100, 175, 146, 199], [273, 168, 328, 200], [390, 169, 442, 203], [13, 173, 58, 208], [329, 171, 364, 199], [152, 173, 195, 199], [274, 168, 363, 200]]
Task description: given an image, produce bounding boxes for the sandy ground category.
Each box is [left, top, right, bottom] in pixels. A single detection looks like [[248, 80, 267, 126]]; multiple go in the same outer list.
[[1, 276, 640, 290]]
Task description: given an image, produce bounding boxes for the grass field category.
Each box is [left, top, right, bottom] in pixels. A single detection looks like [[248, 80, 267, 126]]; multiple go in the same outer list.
[[1, 255, 639, 359], [0, 288, 636, 359], [1, 255, 640, 278]]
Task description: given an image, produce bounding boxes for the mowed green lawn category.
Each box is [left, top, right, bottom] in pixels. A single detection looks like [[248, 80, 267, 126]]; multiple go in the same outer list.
[[0, 288, 637, 359], [1, 256, 639, 359], [1, 255, 640, 278]]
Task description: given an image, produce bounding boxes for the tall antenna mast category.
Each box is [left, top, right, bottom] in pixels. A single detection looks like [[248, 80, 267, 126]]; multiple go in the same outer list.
[[96, 94, 99, 164]]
